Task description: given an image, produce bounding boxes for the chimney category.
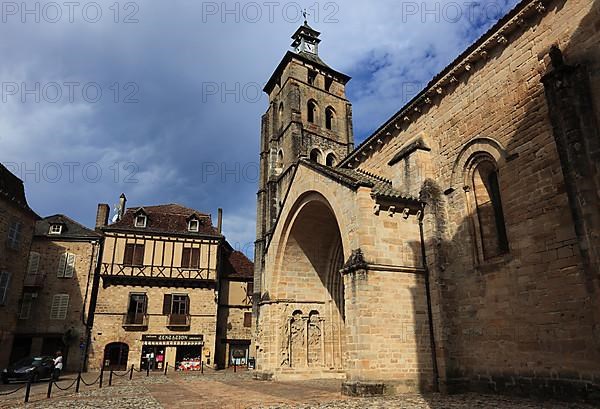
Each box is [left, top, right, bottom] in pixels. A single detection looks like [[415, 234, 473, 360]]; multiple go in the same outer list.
[[118, 193, 127, 221], [217, 208, 223, 234], [95, 204, 110, 229]]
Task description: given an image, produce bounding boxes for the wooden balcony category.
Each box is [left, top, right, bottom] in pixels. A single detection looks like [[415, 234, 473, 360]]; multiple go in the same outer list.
[[100, 263, 217, 289], [122, 313, 148, 330], [23, 273, 45, 288], [167, 314, 191, 329]]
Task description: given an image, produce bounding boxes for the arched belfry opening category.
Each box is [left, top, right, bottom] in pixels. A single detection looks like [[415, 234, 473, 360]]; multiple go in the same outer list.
[[276, 195, 345, 371]]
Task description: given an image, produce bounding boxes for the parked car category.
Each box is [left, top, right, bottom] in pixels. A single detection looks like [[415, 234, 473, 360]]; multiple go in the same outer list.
[[1, 356, 54, 384]]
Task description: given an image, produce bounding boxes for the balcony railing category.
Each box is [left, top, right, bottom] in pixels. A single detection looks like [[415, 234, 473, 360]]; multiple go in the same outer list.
[[122, 313, 148, 329], [101, 263, 215, 281], [23, 273, 46, 288], [167, 314, 191, 328]]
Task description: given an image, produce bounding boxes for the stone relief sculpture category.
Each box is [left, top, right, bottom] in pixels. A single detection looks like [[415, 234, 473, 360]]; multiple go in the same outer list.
[[308, 311, 322, 366], [290, 310, 305, 367]]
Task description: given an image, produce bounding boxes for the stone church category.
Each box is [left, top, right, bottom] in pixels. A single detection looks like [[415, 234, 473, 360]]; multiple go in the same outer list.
[[254, 0, 600, 400]]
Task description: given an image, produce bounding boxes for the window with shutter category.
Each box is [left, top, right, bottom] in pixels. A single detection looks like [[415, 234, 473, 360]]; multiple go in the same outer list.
[[181, 248, 191, 268], [57, 253, 67, 278], [19, 293, 34, 319], [27, 252, 41, 275], [50, 294, 69, 320], [124, 244, 145, 266], [181, 248, 200, 269], [162, 294, 172, 315], [0, 272, 11, 305], [244, 312, 252, 327], [57, 253, 75, 278], [7, 221, 22, 249], [133, 245, 144, 266], [64, 253, 76, 278], [190, 248, 200, 269]]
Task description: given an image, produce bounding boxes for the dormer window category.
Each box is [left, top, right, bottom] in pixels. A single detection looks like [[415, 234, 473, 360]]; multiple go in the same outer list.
[[135, 215, 147, 228], [188, 219, 199, 232], [49, 224, 63, 235]]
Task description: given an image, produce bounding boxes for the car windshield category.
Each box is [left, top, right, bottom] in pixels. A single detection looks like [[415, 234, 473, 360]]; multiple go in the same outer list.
[[12, 357, 44, 367]]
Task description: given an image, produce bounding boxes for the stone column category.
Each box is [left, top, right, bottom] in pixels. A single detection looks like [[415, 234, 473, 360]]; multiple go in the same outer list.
[[541, 46, 600, 327]]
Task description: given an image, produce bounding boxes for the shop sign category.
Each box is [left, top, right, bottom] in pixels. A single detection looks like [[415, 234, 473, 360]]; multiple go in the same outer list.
[[142, 334, 204, 343]]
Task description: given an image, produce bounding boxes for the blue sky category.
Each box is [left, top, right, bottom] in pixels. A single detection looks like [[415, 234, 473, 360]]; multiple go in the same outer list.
[[0, 0, 520, 258]]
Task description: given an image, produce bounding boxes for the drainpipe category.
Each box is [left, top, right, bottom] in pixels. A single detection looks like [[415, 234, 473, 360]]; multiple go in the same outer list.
[[418, 202, 440, 392], [81, 235, 104, 372]]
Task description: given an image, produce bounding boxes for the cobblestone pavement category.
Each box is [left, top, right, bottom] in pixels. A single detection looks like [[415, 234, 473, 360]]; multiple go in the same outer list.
[[1, 370, 597, 408]]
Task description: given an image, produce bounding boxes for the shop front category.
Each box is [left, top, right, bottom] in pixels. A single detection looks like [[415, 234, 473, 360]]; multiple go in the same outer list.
[[227, 340, 250, 367], [140, 334, 204, 371]]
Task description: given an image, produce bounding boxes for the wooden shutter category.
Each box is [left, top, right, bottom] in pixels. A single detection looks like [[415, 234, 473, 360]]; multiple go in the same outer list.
[[19, 293, 33, 319], [64, 253, 76, 278], [27, 252, 40, 275], [0, 272, 11, 304], [184, 295, 190, 315], [57, 253, 67, 277], [191, 248, 200, 269], [244, 312, 252, 327], [50, 294, 69, 320], [123, 244, 134, 265], [133, 245, 145, 266], [162, 294, 172, 315], [181, 248, 190, 268]]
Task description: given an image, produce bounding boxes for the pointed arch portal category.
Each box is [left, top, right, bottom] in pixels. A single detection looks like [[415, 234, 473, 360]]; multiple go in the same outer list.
[[275, 194, 345, 370]]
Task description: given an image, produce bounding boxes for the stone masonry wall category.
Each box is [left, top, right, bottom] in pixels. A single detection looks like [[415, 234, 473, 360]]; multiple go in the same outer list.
[[349, 0, 600, 398]]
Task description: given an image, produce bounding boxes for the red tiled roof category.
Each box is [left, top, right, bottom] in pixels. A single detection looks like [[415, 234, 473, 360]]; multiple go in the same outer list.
[[223, 250, 254, 280], [105, 203, 219, 236]]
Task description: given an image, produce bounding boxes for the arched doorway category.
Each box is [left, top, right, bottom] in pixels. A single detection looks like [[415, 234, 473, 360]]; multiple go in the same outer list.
[[103, 342, 129, 370], [277, 196, 345, 370]]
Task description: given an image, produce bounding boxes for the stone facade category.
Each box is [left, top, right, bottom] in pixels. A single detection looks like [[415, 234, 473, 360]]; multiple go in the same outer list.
[[12, 215, 101, 372], [215, 254, 254, 368], [255, 0, 600, 402], [87, 201, 223, 371], [0, 164, 38, 368]]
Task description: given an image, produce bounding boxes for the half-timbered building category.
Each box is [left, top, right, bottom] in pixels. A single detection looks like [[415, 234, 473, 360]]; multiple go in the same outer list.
[[88, 197, 224, 371]]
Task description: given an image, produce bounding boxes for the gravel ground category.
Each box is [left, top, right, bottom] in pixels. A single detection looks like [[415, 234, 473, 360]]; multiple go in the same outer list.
[[254, 393, 597, 409], [1, 372, 597, 409]]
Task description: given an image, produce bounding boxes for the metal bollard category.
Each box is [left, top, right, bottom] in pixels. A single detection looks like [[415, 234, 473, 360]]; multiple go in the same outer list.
[[24, 375, 32, 403], [234, 361, 237, 373], [201, 361, 204, 374], [76, 371, 81, 393], [129, 364, 133, 380], [47, 376, 53, 398], [99, 367, 104, 388], [146, 364, 150, 377], [109, 369, 114, 386], [164, 362, 168, 375]]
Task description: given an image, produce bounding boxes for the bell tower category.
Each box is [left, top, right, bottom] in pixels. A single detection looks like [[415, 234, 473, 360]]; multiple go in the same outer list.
[[254, 22, 353, 306]]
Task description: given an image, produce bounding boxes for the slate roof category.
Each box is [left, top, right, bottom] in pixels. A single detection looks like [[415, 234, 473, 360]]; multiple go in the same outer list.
[[264, 50, 351, 94], [221, 248, 254, 280], [105, 203, 220, 237], [300, 159, 419, 202], [35, 214, 100, 239], [0, 162, 38, 217]]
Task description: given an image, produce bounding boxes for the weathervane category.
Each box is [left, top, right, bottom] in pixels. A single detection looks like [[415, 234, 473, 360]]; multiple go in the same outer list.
[[302, 9, 309, 24]]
